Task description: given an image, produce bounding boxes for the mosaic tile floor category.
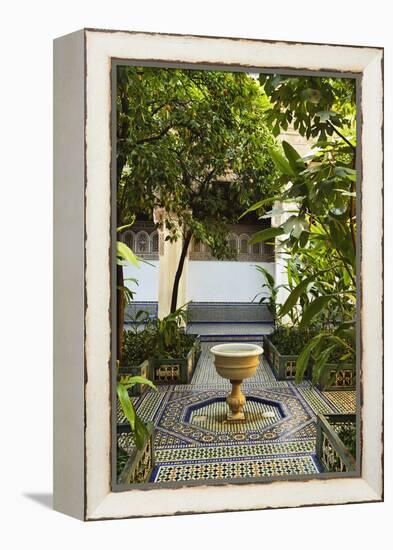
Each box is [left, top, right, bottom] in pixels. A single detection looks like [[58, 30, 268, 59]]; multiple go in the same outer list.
[[118, 341, 356, 484]]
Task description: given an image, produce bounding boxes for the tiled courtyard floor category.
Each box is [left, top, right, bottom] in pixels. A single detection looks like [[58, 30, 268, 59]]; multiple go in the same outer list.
[[118, 341, 356, 484]]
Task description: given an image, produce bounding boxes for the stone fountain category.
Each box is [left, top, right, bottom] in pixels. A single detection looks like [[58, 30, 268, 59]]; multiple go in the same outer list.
[[210, 343, 264, 421]]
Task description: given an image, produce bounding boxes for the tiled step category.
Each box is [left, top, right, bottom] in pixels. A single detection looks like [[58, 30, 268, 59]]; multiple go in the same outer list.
[[187, 322, 274, 342], [188, 302, 273, 323], [198, 335, 268, 342]]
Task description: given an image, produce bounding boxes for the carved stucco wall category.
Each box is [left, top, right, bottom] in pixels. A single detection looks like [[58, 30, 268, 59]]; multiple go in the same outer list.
[[123, 221, 275, 307]]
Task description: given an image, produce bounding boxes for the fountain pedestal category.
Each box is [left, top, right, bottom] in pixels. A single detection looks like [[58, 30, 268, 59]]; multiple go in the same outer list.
[[226, 380, 246, 420], [210, 343, 264, 422]]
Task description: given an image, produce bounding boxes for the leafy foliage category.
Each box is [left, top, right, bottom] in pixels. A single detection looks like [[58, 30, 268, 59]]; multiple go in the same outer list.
[[269, 326, 317, 356], [117, 241, 139, 268], [117, 67, 280, 310], [119, 305, 196, 449], [295, 330, 355, 384], [123, 304, 197, 365], [259, 74, 356, 141], [144, 304, 197, 359], [253, 266, 279, 317], [122, 325, 196, 364], [117, 223, 140, 304], [116, 372, 156, 450], [252, 75, 357, 383], [122, 328, 150, 366]]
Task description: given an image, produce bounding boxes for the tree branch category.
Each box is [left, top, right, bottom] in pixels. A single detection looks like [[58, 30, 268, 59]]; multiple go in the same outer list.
[[326, 121, 356, 151], [135, 125, 173, 145]]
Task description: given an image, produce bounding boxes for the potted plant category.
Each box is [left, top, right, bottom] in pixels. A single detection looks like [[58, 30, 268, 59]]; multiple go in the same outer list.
[[146, 304, 201, 384], [264, 325, 316, 380], [295, 329, 356, 390], [254, 263, 317, 381], [256, 263, 355, 387]]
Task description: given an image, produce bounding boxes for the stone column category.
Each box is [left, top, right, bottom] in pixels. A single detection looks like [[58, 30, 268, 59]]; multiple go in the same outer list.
[[154, 208, 189, 319], [271, 199, 292, 314]]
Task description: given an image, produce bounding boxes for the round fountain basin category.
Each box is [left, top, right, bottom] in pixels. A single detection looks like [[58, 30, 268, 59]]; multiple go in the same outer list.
[[210, 343, 263, 381]]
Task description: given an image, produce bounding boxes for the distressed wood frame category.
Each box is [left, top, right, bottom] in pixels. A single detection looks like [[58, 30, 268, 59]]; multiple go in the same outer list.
[[53, 28, 383, 521]]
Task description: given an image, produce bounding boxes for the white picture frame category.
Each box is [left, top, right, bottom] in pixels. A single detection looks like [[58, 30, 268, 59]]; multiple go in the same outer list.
[[53, 28, 383, 521]]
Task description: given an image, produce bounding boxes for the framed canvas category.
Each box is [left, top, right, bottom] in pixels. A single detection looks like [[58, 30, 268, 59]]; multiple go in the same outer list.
[[53, 28, 383, 521]]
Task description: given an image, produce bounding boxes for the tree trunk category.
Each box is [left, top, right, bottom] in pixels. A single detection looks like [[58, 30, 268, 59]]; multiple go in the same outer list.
[[117, 264, 125, 364], [170, 233, 192, 313]]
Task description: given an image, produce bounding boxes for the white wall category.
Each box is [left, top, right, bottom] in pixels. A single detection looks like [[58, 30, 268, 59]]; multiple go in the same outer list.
[[187, 261, 275, 302], [124, 260, 159, 301], [125, 259, 275, 304]]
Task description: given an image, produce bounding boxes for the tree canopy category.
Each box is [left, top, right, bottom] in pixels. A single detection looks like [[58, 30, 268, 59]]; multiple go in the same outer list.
[[117, 66, 280, 311]]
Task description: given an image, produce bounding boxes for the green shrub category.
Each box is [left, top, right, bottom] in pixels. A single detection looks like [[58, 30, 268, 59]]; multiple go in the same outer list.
[[269, 326, 317, 355], [269, 326, 354, 367], [163, 331, 196, 359], [328, 344, 355, 364], [122, 328, 197, 364], [144, 304, 196, 359], [122, 330, 151, 366], [122, 305, 197, 364]]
